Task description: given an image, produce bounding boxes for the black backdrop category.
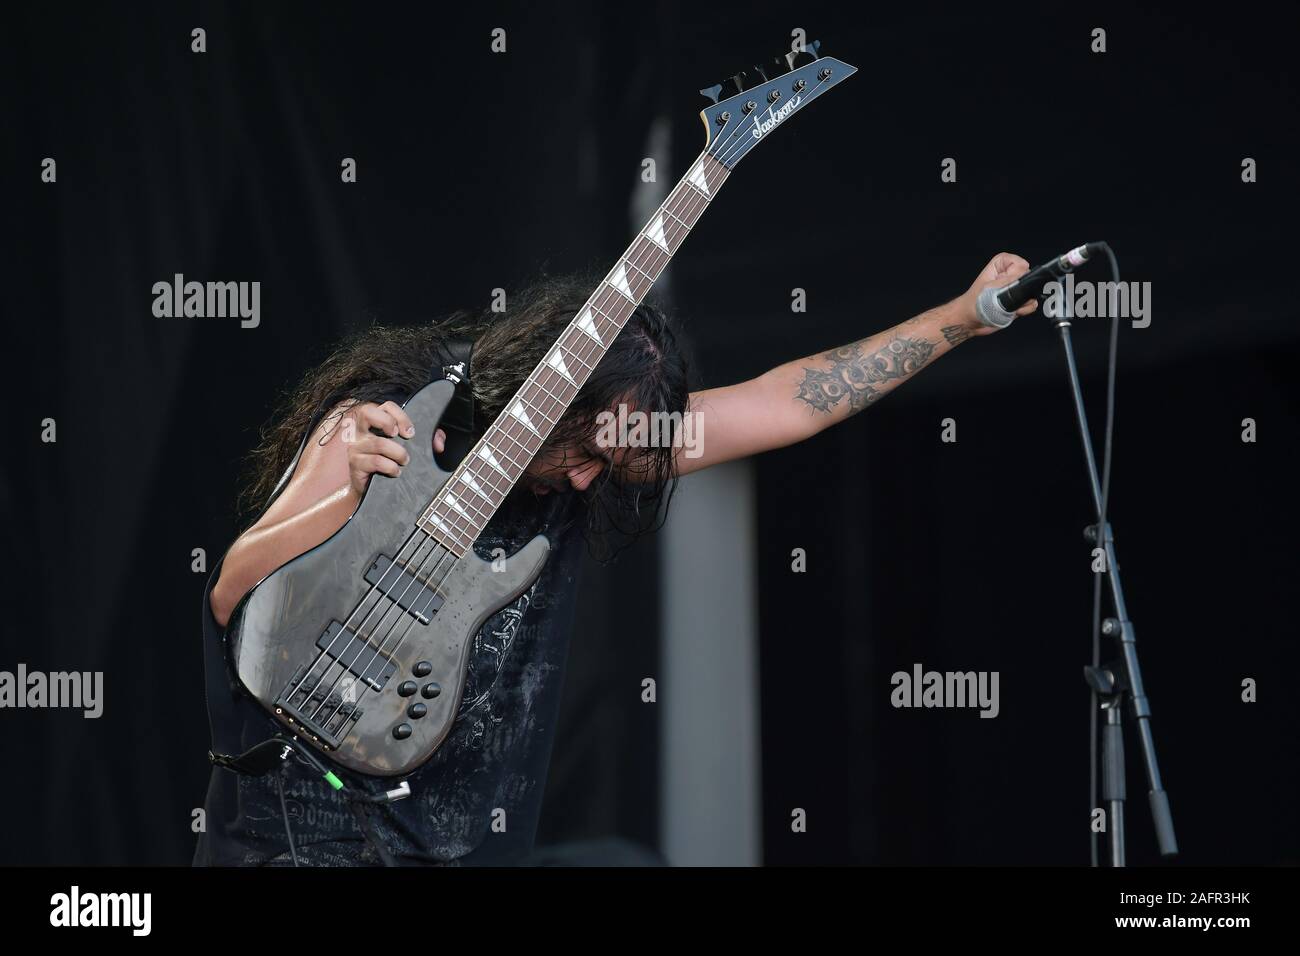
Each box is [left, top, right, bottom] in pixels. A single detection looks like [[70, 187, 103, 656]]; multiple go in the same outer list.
[[4, 3, 1297, 865]]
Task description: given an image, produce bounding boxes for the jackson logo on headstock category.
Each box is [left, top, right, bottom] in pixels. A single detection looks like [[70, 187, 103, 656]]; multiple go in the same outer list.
[[751, 94, 801, 140]]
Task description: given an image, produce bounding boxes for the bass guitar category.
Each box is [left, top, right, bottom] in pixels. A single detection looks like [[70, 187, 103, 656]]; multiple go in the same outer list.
[[225, 42, 857, 775]]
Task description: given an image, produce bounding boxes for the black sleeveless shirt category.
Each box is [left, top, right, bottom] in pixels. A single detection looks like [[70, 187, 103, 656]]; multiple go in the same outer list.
[[193, 399, 585, 867]]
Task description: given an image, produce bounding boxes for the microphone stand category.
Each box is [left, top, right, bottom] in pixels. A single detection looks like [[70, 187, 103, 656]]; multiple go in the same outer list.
[[1047, 290, 1178, 866]]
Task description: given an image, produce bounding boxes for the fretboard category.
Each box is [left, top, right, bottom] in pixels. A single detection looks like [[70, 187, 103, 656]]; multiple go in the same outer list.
[[417, 152, 731, 553]]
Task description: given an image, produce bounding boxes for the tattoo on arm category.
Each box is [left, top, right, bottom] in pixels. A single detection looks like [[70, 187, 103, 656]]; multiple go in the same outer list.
[[795, 336, 937, 414], [942, 325, 973, 346]]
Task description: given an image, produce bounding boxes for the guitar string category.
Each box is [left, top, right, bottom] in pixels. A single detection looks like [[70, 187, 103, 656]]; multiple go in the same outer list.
[[294, 369, 560, 714], [305, 152, 728, 732], [308, 128, 754, 734], [304, 75, 823, 742], [308, 80, 810, 739], [300, 78, 811, 736], [297, 154, 719, 730]]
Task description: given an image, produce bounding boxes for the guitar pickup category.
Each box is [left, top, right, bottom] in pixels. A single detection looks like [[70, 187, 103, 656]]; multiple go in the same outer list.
[[314, 621, 397, 692], [365, 554, 445, 624]]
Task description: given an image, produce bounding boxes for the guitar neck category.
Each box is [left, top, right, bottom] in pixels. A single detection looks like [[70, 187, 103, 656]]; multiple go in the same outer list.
[[418, 152, 731, 553]]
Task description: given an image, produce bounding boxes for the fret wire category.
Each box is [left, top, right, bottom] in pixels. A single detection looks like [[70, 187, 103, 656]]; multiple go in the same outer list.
[[588, 298, 621, 325], [432, 480, 496, 519], [467, 437, 527, 493], [641, 225, 672, 256], [537, 358, 579, 393], [662, 207, 689, 231], [462, 462, 510, 504], [437, 493, 493, 528], [533, 369, 574, 407], [672, 177, 713, 215], [671, 179, 705, 213], [637, 245, 669, 279], [558, 338, 600, 384], [421, 497, 477, 544], [422, 530, 468, 554], [517, 391, 559, 430], [421, 150, 729, 555], [466, 466, 509, 502], [428, 492, 490, 530], [623, 254, 655, 283], [605, 277, 636, 305], [641, 230, 671, 262], [488, 438, 534, 479], [434, 480, 496, 524], [561, 341, 596, 372], [620, 244, 657, 282], [595, 295, 633, 328], [491, 429, 534, 471], [428, 501, 477, 539], [470, 448, 509, 484], [453, 467, 501, 505], [428, 469, 508, 538], [419, 516, 470, 552], [486, 424, 539, 468], [669, 179, 707, 214], [521, 375, 564, 406], [634, 225, 671, 260], [515, 388, 556, 429], [667, 194, 705, 228], [661, 215, 689, 249], [516, 377, 556, 414], [555, 338, 596, 380]]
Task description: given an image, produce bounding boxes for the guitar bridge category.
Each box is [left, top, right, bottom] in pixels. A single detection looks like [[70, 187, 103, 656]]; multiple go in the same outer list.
[[273, 621, 397, 747]]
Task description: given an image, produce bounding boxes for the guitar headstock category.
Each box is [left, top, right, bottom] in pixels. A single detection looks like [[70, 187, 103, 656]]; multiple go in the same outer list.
[[698, 41, 857, 169]]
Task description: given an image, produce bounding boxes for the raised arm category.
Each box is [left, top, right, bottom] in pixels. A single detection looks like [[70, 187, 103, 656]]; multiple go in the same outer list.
[[676, 253, 1037, 476]]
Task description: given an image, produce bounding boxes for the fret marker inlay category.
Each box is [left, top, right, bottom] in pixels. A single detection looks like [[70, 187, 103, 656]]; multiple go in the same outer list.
[[688, 162, 711, 196], [444, 494, 469, 518], [479, 445, 508, 476], [511, 401, 540, 435], [609, 263, 634, 301], [646, 214, 669, 251], [576, 308, 602, 345], [546, 347, 575, 384], [458, 472, 485, 496]]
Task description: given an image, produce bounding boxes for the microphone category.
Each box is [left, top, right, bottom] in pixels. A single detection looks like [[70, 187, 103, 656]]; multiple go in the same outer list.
[[976, 243, 1103, 328]]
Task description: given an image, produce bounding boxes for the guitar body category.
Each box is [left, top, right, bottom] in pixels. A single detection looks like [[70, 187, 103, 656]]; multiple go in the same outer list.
[[225, 379, 551, 777]]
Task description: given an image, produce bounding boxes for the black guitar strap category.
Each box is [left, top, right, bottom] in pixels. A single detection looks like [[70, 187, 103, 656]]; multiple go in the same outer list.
[[429, 336, 479, 467]]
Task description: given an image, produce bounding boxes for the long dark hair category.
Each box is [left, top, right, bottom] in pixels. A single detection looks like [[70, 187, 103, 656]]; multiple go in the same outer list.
[[238, 273, 693, 559]]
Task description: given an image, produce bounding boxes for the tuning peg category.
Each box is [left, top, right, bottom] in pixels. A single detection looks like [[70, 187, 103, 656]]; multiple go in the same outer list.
[[784, 39, 823, 72], [699, 83, 723, 104], [764, 55, 792, 79]]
